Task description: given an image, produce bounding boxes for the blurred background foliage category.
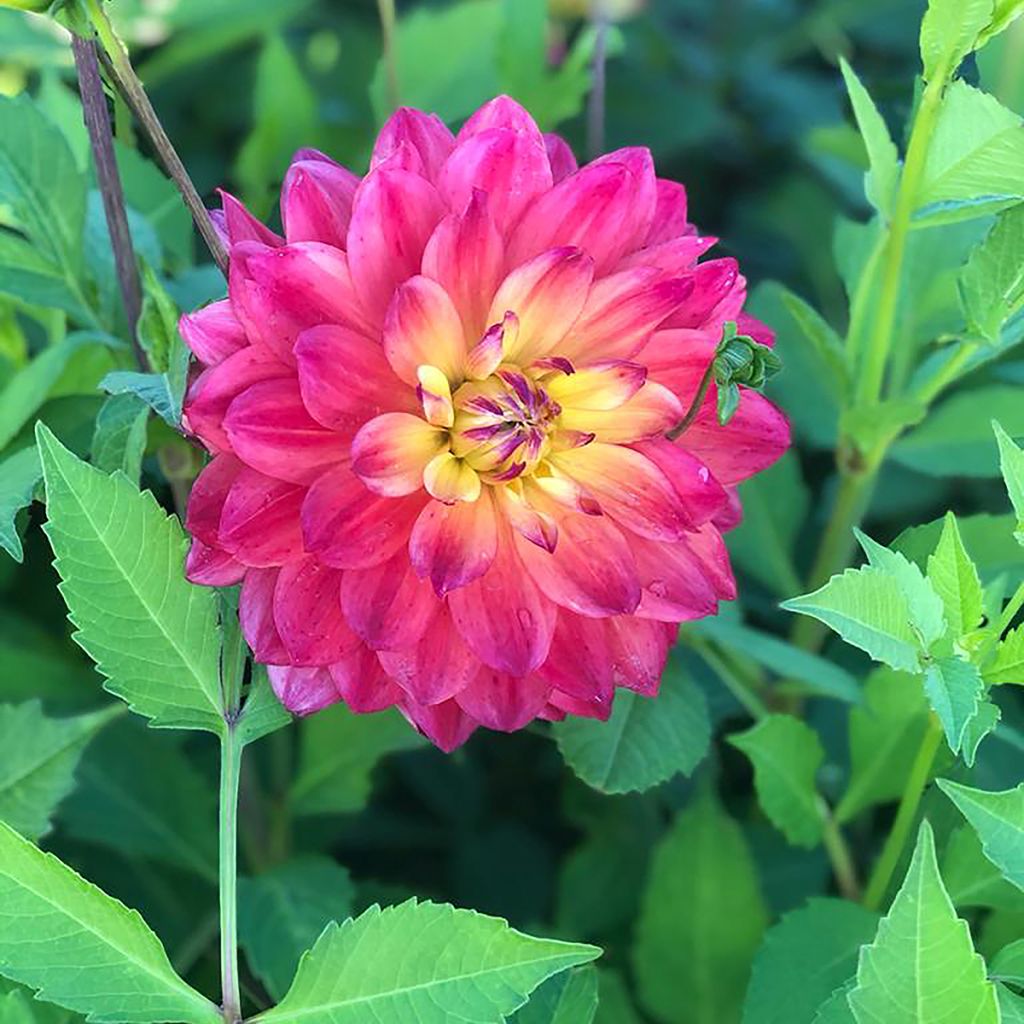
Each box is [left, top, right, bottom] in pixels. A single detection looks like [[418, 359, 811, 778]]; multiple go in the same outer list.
[[2, 1, 1024, 1022]]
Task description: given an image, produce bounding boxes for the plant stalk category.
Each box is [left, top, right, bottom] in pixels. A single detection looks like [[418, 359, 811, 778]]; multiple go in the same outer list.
[[218, 724, 243, 1024], [376, 0, 400, 113], [862, 713, 943, 911], [820, 797, 861, 901], [586, 0, 611, 159]]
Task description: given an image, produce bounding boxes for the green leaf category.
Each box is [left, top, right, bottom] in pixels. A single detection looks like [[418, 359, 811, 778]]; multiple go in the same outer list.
[[926, 513, 985, 637], [238, 857, 355, 1002], [554, 666, 710, 795], [940, 779, 1024, 891], [959, 205, 1024, 342], [848, 822, 999, 1024], [923, 657, 984, 755], [0, 701, 117, 840], [0, 987, 76, 1024], [836, 668, 932, 823], [917, 82, 1024, 222], [942, 823, 1024, 911], [812, 986, 856, 1024], [729, 715, 825, 848], [634, 791, 767, 1024], [781, 566, 924, 672], [742, 899, 879, 1024], [0, 445, 41, 562], [252, 899, 599, 1024], [839, 58, 900, 213], [0, 820, 220, 1024], [90, 395, 149, 483], [961, 697, 1001, 765], [511, 967, 598, 1024], [991, 939, 1024, 984], [291, 705, 424, 816], [36, 423, 225, 734], [892, 388, 1024, 477], [895, 512, 1024, 585], [978, 1, 1024, 47], [920, 0, 994, 81], [595, 971, 641, 1024], [998, 985, 1024, 1023], [236, 665, 292, 747], [994, 420, 1024, 542], [985, 624, 1024, 684]]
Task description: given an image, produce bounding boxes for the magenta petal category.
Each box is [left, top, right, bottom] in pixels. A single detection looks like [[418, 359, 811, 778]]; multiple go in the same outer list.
[[544, 133, 578, 182], [185, 454, 243, 546], [179, 300, 248, 367], [664, 258, 744, 330], [455, 668, 551, 732], [538, 613, 614, 703], [240, 568, 290, 663], [457, 95, 544, 142], [645, 179, 691, 246], [185, 540, 246, 586], [329, 649, 405, 713], [340, 553, 437, 651], [632, 438, 730, 527], [401, 698, 477, 752], [408, 494, 499, 597], [268, 665, 338, 716], [217, 190, 284, 248], [681, 522, 737, 600], [281, 157, 360, 249], [631, 535, 718, 622], [219, 467, 306, 567], [549, 687, 614, 722], [274, 558, 359, 665], [607, 617, 673, 695], [372, 108, 455, 182]]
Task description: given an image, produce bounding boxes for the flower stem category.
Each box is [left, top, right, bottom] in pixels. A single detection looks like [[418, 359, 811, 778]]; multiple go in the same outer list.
[[820, 797, 861, 901], [218, 723, 243, 1024], [376, 0, 400, 113], [862, 713, 943, 911], [586, 0, 611, 159], [82, 0, 228, 274], [689, 634, 769, 720], [666, 359, 716, 441]]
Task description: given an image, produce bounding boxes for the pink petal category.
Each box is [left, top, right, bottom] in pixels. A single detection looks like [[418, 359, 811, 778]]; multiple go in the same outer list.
[[179, 300, 248, 367], [448, 528, 556, 676], [218, 467, 306, 567], [350, 412, 446, 497], [487, 247, 594, 364], [538, 613, 614, 703], [645, 179, 691, 246], [401, 698, 477, 751], [663, 258, 744, 330], [371, 108, 455, 182], [346, 167, 446, 328], [340, 553, 437, 651], [295, 324, 414, 434], [544, 133, 577, 182], [216, 190, 284, 248], [737, 312, 775, 347], [329, 649, 405, 713], [185, 454, 243, 546], [619, 235, 717, 278], [281, 157, 360, 249], [301, 463, 426, 569], [457, 96, 544, 141], [240, 568, 290, 663], [455, 668, 551, 732], [421, 189, 504, 340], [224, 377, 347, 485], [274, 557, 359, 665], [408, 493, 499, 597], [268, 665, 338, 716], [632, 438, 729, 527], [607, 616, 673, 695], [681, 522, 737, 600], [185, 540, 246, 586], [631, 535, 718, 622], [548, 687, 614, 722], [438, 128, 552, 236], [383, 275, 466, 385], [642, 327, 716, 407]]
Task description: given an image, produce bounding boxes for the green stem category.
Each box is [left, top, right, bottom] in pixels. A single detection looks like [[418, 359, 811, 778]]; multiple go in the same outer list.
[[863, 714, 943, 911], [979, 580, 1024, 664], [666, 359, 716, 440], [911, 341, 979, 405], [218, 724, 243, 1024], [376, 0, 400, 113], [820, 797, 861, 901], [689, 635, 770, 720]]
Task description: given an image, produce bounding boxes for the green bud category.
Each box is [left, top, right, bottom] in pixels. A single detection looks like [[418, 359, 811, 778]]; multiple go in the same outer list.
[[710, 322, 782, 425]]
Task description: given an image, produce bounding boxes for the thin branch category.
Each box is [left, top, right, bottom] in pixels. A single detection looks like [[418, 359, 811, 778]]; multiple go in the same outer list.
[[376, 0, 400, 113], [586, 0, 611, 159]]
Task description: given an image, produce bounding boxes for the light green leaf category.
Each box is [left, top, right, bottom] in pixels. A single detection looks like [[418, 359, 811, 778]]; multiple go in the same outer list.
[[961, 698, 1001, 766], [0, 702, 117, 840], [0, 987, 76, 1024], [848, 821, 999, 1024], [836, 669, 932, 823], [0, 445, 40, 563], [236, 665, 292, 747], [926, 513, 984, 637], [892, 388, 1024, 477], [781, 567, 924, 672], [942, 824, 1024, 911], [978, 0, 1024, 47], [238, 857, 355, 1002], [252, 899, 599, 1024], [895, 512, 1024, 585], [0, 820, 220, 1024], [90, 395, 149, 483], [919, 0, 994, 81], [634, 791, 767, 1024], [729, 715, 825, 848], [742, 899, 879, 1024], [940, 779, 1024, 891], [595, 971, 641, 1024], [960, 206, 1024, 342], [992, 939, 1024, 985], [985, 624, 1024, 684], [839, 58, 900, 213], [994, 420, 1024, 542], [36, 424, 225, 734], [554, 666, 710, 795], [291, 705, 424, 816], [998, 985, 1024, 1023], [923, 657, 984, 755], [511, 967, 598, 1024], [812, 986, 856, 1024]]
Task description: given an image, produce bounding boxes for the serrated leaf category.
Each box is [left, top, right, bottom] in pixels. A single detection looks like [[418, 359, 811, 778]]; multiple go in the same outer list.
[[554, 666, 710, 795], [36, 424, 225, 733], [985, 625, 1024, 684], [90, 395, 149, 483], [729, 715, 825, 848], [836, 669, 932, 823], [252, 899, 599, 1024], [994, 420, 1024, 542], [812, 986, 856, 1024], [634, 791, 767, 1024], [940, 779, 1024, 891], [991, 939, 1024, 984], [926, 513, 984, 637], [0, 702, 117, 840], [924, 657, 984, 755], [742, 899, 879, 1024], [839, 58, 900, 213], [848, 821, 999, 1024], [238, 857, 355, 1002], [978, 0, 1024, 47], [919, 0, 994, 81], [781, 566, 924, 672], [236, 665, 292, 747], [961, 698, 1000, 766], [942, 824, 1024, 911], [511, 967, 598, 1024], [0, 820, 220, 1024], [960, 206, 1024, 342], [998, 985, 1024, 1023], [0, 445, 41, 563]]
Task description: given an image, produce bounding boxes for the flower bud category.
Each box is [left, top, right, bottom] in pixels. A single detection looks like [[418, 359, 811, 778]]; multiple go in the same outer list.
[[712, 322, 782, 425]]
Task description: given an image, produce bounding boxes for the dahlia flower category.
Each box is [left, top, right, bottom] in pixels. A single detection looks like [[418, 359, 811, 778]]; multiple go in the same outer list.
[[181, 96, 789, 750]]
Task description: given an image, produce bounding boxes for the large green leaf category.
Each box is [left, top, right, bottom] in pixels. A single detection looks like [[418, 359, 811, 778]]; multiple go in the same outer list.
[[742, 899, 879, 1024], [0, 820, 220, 1024], [926, 513, 984, 637], [959, 205, 1024, 342], [839, 58, 899, 213], [995, 421, 1024, 542], [848, 822, 998, 1024], [36, 424, 225, 733], [252, 900, 599, 1024], [0, 445, 41, 562], [940, 779, 1024, 891], [554, 666, 710, 795], [90, 394, 149, 483], [923, 657, 985, 756], [511, 967, 598, 1024], [919, 0, 993, 81], [942, 824, 1024, 911], [998, 985, 1024, 1023], [0, 701, 117, 840], [634, 791, 767, 1024], [985, 624, 1024, 684], [238, 857, 355, 1002], [991, 939, 1024, 984], [729, 715, 824, 848]]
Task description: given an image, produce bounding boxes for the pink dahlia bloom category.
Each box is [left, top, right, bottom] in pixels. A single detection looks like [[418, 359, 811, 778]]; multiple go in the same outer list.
[[181, 96, 789, 751]]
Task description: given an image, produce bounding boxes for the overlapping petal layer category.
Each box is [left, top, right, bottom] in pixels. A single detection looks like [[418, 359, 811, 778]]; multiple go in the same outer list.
[[182, 95, 789, 750]]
